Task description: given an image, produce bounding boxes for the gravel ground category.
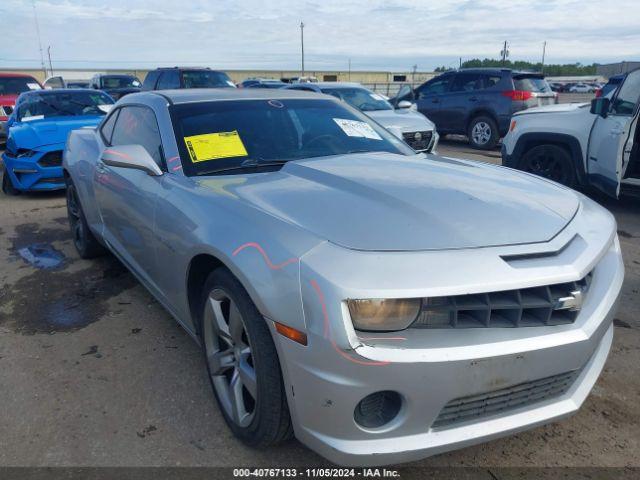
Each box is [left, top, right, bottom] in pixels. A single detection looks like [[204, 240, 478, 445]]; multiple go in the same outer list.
[[0, 142, 638, 469]]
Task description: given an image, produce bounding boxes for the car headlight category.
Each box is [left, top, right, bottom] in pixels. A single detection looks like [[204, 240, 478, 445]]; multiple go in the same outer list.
[[347, 298, 421, 331]]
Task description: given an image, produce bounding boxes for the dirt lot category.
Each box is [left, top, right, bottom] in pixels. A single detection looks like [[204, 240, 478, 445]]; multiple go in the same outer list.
[[0, 141, 638, 469]]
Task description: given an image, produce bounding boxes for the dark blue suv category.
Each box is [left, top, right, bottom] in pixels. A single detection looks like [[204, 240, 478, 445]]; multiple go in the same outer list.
[[395, 68, 556, 149]]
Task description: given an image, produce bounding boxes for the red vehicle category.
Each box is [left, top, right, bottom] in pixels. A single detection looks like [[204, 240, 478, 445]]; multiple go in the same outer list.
[[0, 73, 42, 141]]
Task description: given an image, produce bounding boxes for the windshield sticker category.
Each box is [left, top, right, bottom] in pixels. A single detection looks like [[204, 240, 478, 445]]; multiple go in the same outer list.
[[21, 115, 45, 122], [226, 80, 236, 87], [184, 131, 248, 163], [333, 118, 382, 140], [97, 105, 113, 113], [27, 83, 42, 90], [369, 93, 385, 101]]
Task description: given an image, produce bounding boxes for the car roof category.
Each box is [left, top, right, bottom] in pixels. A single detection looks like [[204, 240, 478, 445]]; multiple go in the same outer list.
[[151, 67, 221, 72], [315, 82, 364, 89], [0, 72, 39, 79], [18, 88, 107, 99], [147, 88, 329, 104]]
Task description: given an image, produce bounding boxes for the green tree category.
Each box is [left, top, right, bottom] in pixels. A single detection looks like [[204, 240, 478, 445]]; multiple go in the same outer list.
[[459, 58, 598, 76]]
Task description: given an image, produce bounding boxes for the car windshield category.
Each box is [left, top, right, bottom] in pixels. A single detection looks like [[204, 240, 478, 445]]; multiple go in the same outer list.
[[321, 87, 393, 111], [16, 91, 114, 121], [101, 76, 141, 89], [171, 98, 413, 176], [514, 76, 552, 93], [181, 71, 235, 88], [0, 77, 41, 95]]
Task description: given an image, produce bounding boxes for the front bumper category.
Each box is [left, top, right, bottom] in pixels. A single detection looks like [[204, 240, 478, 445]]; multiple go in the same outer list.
[[2, 150, 65, 191], [271, 198, 623, 466]]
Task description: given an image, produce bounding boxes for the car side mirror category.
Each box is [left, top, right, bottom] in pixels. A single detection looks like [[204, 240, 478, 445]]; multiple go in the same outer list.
[[101, 145, 163, 176], [590, 97, 610, 118], [397, 100, 413, 109]]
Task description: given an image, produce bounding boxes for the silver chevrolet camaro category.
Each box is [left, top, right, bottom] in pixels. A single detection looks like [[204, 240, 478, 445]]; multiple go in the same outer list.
[[63, 88, 623, 466]]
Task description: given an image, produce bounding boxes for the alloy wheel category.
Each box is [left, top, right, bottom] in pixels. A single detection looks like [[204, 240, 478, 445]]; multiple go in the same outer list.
[[471, 121, 492, 145], [203, 289, 257, 428], [524, 148, 568, 184]]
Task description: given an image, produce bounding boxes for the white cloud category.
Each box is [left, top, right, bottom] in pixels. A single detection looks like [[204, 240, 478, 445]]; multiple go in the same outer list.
[[0, 0, 638, 70]]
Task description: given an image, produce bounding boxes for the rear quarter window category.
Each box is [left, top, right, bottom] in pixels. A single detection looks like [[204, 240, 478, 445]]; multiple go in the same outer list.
[[514, 77, 551, 93]]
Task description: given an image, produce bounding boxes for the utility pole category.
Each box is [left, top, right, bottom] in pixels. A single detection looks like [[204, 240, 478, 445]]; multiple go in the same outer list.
[[31, 0, 47, 78], [500, 40, 509, 65], [541, 41, 547, 73], [47, 45, 53, 77], [300, 21, 305, 77], [411, 64, 417, 83], [459, 57, 462, 68]]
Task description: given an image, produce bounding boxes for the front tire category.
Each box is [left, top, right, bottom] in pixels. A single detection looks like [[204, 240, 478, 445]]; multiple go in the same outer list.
[[200, 268, 292, 447], [2, 169, 20, 196], [468, 115, 499, 150], [519, 144, 576, 188], [66, 178, 106, 258]]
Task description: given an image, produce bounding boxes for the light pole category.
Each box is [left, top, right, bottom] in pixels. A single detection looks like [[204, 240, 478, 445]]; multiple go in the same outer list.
[[47, 45, 53, 77], [500, 40, 509, 65], [541, 41, 547, 73], [31, 0, 47, 78], [300, 21, 305, 77]]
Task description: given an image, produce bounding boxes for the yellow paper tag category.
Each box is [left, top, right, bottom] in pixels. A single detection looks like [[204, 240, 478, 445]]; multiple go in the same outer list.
[[184, 131, 248, 163]]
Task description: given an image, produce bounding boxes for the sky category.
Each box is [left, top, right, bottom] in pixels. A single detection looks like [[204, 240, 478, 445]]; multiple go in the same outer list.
[[0, 0, 638, 72]]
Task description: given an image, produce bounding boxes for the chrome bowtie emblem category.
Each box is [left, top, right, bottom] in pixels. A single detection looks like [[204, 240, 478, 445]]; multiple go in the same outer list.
[[554, 289, 584, 312], [414, 132, 423, 141]]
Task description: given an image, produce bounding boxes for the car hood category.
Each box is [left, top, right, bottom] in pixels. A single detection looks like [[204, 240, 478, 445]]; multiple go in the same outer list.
[[204, 153, 580, 251], [366, 109, 435, 134], [514, 102, 590, 116], [8, 116, 103, 149]]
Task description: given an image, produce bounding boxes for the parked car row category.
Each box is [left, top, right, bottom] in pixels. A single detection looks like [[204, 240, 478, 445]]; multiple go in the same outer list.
[[2, 68, 441, 194]]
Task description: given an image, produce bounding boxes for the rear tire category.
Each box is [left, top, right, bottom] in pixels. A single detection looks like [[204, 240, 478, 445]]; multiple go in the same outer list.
[[65, 177, 106, 258], [468, 115, 499, 150], [2, 169, 20, 196], [519, 144, 576, 188], [200, 268, 293, 447]]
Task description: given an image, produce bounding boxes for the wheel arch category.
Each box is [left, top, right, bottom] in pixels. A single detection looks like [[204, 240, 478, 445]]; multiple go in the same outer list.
[[511, 132, 587, 186], [184, 251, 270, 338], [466, 108, 499, 131]]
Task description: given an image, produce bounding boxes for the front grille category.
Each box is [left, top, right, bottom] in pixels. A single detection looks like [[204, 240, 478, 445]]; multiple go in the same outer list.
[[412, 273, 592, 329], [402, 130, 433, 151], [37, 151, 63, 168], [432, 370, 580, 429]]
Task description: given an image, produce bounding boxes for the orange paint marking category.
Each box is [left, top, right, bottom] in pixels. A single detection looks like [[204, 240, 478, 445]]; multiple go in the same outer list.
[[232, 242, 298, 270]]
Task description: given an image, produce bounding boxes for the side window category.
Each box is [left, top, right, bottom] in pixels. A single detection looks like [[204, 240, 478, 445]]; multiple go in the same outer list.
[[142, 71, 160, 90], [157, 71, 181, 90], [611, 70, 640, 116], [449, 73, 483, 92], [417, 76, 451, 98], [100, 109, 120, 144], [111, 106, 164, 166]]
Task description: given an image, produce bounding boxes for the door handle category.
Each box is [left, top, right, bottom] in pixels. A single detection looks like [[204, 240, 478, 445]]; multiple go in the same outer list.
[[610, 128, 624, 136]]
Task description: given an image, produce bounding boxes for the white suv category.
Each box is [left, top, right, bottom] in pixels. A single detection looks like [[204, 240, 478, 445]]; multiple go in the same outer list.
[[502, 68, 640, 198]]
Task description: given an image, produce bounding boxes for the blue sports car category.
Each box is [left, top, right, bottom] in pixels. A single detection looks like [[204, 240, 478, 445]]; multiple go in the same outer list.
[[2, 89, 114, 195]]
